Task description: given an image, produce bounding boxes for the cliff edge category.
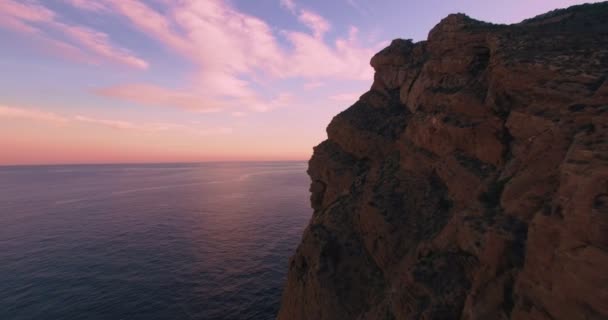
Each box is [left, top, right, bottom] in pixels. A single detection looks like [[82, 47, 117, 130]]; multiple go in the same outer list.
[[278, 3, 608, 320]]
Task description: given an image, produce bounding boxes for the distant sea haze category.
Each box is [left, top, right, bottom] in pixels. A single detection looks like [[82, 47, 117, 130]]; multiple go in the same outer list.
[[0, 162, 310, 320]]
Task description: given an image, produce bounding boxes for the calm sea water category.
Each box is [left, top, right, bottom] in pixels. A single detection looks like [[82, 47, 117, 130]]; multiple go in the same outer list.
[[0, 162, 311, 320]]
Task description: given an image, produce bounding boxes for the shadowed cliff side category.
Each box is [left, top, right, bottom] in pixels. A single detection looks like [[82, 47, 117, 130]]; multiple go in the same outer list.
[[278, 2, 608, 320]]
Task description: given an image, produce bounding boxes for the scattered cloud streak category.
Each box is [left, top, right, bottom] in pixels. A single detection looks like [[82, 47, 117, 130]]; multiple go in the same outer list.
[[74, 115, 232, 135], [0, 0, 147, 69], [1, 0, 379, 113], [62, 0, 109, 12], [231, 111, 247, 117], [0, 105, 231, 136], [74, 115, 140, 130], [96, 84, 225, 112], [298, 10, 331, 38], [0, 105, 68, 123], [329, 93, 361, 102], [346, 0, 369, 16], [64, 0, 377, 112], [280, 0, 297, 14], [304, 81, 324, 90]]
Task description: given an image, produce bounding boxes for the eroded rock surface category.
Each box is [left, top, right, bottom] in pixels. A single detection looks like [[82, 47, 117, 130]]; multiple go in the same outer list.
[[278, 3, 608, 320]]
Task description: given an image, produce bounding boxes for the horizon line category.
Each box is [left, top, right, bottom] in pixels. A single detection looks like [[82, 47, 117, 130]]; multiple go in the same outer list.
[[0, 159, 310, 168]]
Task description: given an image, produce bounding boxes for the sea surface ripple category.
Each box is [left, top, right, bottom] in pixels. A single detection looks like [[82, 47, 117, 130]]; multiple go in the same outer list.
[[0, 162, 310, 320]]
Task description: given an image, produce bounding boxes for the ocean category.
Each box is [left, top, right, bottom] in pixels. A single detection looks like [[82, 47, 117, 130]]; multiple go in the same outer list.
[[0, 162, 311, 320]]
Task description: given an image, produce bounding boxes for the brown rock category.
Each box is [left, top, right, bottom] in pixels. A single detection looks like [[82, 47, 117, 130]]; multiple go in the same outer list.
[[278, 3, 608, 320]]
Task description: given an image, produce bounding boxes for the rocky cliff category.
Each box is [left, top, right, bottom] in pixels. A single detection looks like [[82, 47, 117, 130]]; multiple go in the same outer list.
[[278, 3, 608, 320]]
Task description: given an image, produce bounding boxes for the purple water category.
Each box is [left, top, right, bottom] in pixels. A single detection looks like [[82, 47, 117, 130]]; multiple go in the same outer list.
[[0, 162, 310, 320]]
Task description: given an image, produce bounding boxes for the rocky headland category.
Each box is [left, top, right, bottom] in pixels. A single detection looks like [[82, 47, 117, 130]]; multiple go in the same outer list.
[[278, 2, 608, 319]]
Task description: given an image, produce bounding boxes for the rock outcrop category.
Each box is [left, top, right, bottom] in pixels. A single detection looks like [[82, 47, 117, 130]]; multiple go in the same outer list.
[[278, 3, 608, 320]]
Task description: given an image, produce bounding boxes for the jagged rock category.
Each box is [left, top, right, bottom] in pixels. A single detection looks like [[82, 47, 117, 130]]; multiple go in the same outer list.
[[278, 3, 608, 320]]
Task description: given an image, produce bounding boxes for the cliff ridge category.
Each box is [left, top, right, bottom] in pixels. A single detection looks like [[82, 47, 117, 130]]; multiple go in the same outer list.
[[279, 3, 608, 319]]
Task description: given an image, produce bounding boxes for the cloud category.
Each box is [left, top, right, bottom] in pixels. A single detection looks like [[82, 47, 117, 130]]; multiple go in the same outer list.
[[74, 115, 139, 130], [194, 127, 233, 136], [84, 0, 379, 112], [329, 92, 361, 102], [62, 0, 108, 12], [59, 23, 148, 69], [96, 84, 225, 112], [97, 82, 293, 113], [73, 114, 232, 135], [0, 1, 55, 22], [0, 1, 54, 33], [0, 105, 68, 123], [5, 0, 381, 113], [346, 0, 369, 15], [280, 0, 297, 14], [250, 93, 294, 112], [298, 10, 331, 39], [0, 105, 231, 137], [280, 26, 374, 80], [304, 81, 324, 90], [231, 111, 247, 117], [0, 105, 233, 136], [0, 0, 147, 69]]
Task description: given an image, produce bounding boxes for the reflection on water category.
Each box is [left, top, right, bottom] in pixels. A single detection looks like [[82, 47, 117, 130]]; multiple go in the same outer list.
[[0, 162, 310, 320]]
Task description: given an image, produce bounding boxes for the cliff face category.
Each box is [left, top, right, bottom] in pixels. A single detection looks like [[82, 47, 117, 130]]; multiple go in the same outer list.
[[278, 3, 608, 320]]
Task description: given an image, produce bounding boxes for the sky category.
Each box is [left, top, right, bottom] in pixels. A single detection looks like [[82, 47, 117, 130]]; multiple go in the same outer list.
[[0, 0, 599, 165]]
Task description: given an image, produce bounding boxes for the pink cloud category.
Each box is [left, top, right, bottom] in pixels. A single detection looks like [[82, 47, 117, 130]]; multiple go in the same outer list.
[[280, 0, 297, 13], [97, 83, 292, 113], [0, 105, 68, 123], [135, 0, 369, 80], [57, 0, 380, 112], [298, 10, 331, 38], [57, 23, 148, 69], [41, 37, 96, 64], [172, 1, 285, 76], [96, 84, 225, 112], [248, 93, 294, 112], [2, 0, 380, 114], [74, 115, 139, 130], [103, 0, 189, 53], [0, 105, 231, 137], [0, 16, 40, 34], [97, 0, 376, 111], [231, 111, 247, 117], [0, 1, 55, 23], [195, 127, 233, 136], [108, 0, 375, 79], [0, 1, 53, 34], [346, 0, 369, 15], [89, 0, 289, 111], [74, 115, 232, 135], [0, 0, 147, 69], [329, 93, 362, 102], [281, 28, 375, 80], [304, 81, 324, 90], [62, 0, 108, 12]]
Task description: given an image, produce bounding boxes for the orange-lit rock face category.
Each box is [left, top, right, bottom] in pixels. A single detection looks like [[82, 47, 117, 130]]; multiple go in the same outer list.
[[278, 3, 608, 320]]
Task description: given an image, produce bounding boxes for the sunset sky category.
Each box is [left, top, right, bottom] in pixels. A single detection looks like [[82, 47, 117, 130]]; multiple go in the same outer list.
[[0, 0, 597, 165]]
